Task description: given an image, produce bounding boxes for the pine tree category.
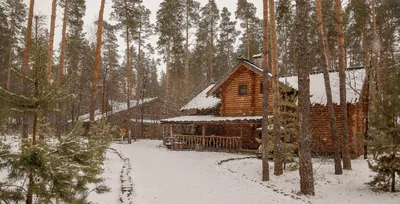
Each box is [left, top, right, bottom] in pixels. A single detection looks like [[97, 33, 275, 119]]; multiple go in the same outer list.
[[56, 0, 68, 88], [367, 70, 400, 192], [46, 0, 57, 82], [201, 0, 219, 83], [295, 0, 314, 196], [89, 0, 106, 122], [155, 0, 184, 107], [112, 0, 142, 109], [269, 0, 283, 176], [261, 0, 270, 182], [335, 0, 352, 170], [183, 0, 200, 100], [235, 0, 260, 59], [315, 0, 342, 175], [3, 0, 27, 90], [215, 7, 239, 80], [102, 21, 121, 110]]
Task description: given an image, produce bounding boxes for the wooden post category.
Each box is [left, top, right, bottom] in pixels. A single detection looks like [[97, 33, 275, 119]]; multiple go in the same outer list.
[[202, 125, 206, 146], [170, 124, 174, 137]]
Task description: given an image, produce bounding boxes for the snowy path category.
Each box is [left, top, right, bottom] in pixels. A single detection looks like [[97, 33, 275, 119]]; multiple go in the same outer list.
[[113, 140, 305, 204]]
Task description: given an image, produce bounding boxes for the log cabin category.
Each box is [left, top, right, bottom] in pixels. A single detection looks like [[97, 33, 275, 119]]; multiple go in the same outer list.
[[75, 97, 169, 139], [162, 58, 367, 157]]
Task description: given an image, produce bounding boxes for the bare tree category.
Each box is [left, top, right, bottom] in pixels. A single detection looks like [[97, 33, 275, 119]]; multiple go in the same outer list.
[[335, 0, 352, 170], [261, 0, 270, 182], [89, 0, 106, 122], [316, 0, 342, 175], [295, 0, 314, 195]]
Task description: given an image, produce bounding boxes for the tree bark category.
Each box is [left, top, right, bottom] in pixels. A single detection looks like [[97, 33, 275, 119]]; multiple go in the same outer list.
[[246, 19, 250, 59], [89, 0, 106, 122], [124, 0, 132, 109], [269, 0, 283, 176], [46, 0, 57, 82], [371, 0, 379, 94], [185, 1, 190, 100], [57, 0, 68, 88], [295, 0, 315, 196], [6, 18, 14, 90], [261, 0, 270, 182], [361, 15, 371, 159], [22, 0, 35, 74], [316, 0, 342, 175], [335, 0, 352, 170], [166, 41, 171, 105]]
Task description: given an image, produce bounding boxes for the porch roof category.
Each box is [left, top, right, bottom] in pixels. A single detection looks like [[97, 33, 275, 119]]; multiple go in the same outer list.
[[161, 115, 262, 124]]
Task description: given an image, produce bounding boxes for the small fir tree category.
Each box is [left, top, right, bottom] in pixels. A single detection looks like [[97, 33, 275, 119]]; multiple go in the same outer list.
[[367, 70, 400, 192]]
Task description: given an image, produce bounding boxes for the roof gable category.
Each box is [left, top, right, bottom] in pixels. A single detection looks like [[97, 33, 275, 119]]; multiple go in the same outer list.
[[207, 59, 270, 95]]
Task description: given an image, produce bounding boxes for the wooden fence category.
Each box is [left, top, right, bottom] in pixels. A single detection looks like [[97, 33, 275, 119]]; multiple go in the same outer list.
[[173, 134, 242, 150]]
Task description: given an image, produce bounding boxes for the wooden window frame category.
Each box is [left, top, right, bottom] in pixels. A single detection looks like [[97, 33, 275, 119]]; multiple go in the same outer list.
[[238, 85, 248, 96]]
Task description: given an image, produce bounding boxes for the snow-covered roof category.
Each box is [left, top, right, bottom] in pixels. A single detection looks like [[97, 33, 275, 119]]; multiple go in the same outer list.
[[77, 97, 158, 122], [129, 119, 161, 124], [161, 115, 262, 123], [279, 68, 366, 105], [180, 84, 220, 111]]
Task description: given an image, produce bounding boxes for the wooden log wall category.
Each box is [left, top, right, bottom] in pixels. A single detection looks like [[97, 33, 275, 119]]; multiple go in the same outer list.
[[220, 66, 273, 117], [309, 103, 364, 158]]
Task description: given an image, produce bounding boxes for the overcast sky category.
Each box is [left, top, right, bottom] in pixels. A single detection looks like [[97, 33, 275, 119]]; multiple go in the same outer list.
[[23, 0, 263, 74]]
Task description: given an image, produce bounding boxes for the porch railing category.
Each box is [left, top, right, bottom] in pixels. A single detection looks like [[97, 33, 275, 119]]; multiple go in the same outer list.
[[173, 134, 242, 150]]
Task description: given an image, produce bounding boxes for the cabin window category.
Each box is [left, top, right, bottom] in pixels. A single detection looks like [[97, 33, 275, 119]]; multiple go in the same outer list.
[[260, 82, 263, 94], [238, 85, 248, 95]]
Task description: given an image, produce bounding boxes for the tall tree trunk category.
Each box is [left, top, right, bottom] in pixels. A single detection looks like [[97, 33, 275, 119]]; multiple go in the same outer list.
[[22, 0, 35, 141], [184, 1, 189, 101], [89, 0, 106, 122], [246, 19, 250, 59], [135, 28, 142, 139], [108, 47, 113, 113], [55, 0, 68, 138], [22, 0, 35, 74], [209, 26, 214, 84], [261, 0, 270, 182], [102, 70, 106, 116], [124, 0, 131, 109], [269, 0, 283, 176], [371, 0, 379, 94], [136, 32, 142, 107], [46, 0, 57, 82], [316, 0, 343, 175], [335, 0, 352, 170], [295, 0, 315, 196], [165, 41, 171, 106], [362, 14, 371, 159], [57, 0, 68, 88], [6, 18, 14, 90]]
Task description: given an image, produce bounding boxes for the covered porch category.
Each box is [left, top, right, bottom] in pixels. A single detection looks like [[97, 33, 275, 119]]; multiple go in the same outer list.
[[161, 115, 262, 151]]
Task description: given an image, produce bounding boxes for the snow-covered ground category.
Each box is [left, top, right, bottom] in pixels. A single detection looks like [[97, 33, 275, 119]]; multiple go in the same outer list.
[[2, 139, 399, 204], [87, 149, 123, 203]]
